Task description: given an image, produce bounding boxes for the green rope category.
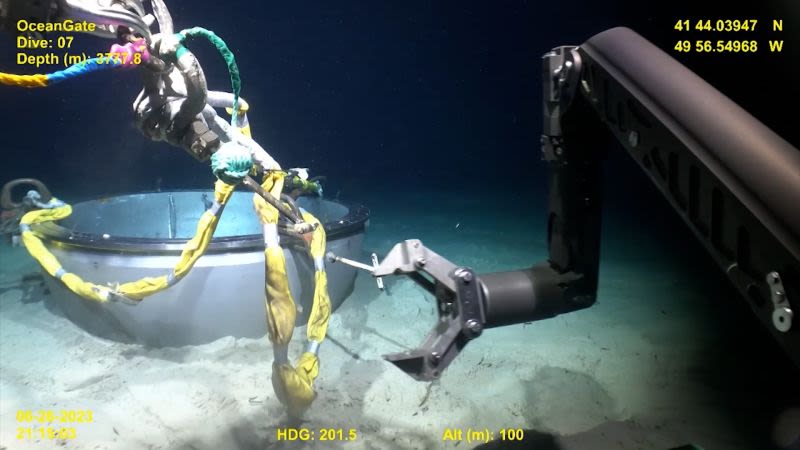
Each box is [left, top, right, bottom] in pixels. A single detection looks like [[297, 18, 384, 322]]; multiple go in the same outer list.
[[177, 27, 241, 127], [211, 142, 253, 184]]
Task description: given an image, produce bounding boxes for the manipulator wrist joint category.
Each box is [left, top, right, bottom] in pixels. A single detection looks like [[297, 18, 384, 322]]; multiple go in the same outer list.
[[181, 118, 219, 162]]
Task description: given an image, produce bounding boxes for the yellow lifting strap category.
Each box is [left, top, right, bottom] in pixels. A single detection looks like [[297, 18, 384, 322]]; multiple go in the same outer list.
[[21, 203, 116, 302], [19, 180, 236, 303], [114, 179, 235, 299], [253, 173, 332, 416], [253, 171, 295, 344], [302, 211, 332, 344]]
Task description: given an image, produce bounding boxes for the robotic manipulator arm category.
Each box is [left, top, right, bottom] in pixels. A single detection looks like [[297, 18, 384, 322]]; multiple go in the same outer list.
[[332, 27, 800, 381], [1, 0, 314, 226], [1, 0, 279, 171], [131, 31, 281, 173]]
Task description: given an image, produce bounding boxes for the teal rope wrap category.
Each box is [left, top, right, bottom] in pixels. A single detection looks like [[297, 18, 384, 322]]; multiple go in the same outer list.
[[174, 44, 188, 60], [177, 27, 242, 127], [211, 142, 253, 184]]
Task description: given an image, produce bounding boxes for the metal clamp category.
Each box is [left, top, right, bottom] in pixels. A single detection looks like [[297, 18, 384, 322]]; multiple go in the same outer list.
[[768, 271, 793, 333], [327, 240, 487, 380], [374, 240, 486, 380]]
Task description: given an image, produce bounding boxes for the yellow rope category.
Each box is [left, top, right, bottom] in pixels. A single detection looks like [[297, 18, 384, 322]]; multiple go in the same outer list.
[[0, 72, 48, 88]]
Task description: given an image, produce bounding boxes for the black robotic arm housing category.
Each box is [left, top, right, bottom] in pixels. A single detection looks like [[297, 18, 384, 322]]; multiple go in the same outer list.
[[375, 27, 800, 380]]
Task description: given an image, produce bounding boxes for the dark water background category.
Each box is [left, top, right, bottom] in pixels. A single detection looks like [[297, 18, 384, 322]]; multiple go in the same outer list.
[[1, 0, 796, 200], [1, 1, 799, 447]]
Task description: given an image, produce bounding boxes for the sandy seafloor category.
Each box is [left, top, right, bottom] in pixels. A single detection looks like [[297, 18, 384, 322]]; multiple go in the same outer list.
[[1, 187, 799, 450]]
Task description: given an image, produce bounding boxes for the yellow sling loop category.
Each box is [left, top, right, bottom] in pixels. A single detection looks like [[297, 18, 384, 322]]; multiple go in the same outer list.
[[19, 179, 235, 303], [253, 172, 332, 416]]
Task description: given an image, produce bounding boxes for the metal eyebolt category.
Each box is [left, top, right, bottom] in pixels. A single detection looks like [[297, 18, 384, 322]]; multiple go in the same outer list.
[[465, 319, 482, 336], [293, 221, 318, 235], [1, 178, 52, 210], [453, 267, 473, 283], [768, 271, 793, 333]]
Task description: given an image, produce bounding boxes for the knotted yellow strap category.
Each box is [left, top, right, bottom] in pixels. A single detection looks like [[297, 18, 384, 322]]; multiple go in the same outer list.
[[271, 352, 319, 416], [254, 173, 332, 416]]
